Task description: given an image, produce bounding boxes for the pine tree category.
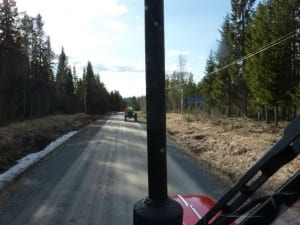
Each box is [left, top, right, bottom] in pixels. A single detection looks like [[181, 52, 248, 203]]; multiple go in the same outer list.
[[72, 65, 78, 93], [245, 0, 299, 124], [230, 0, 256, 116], [0, 0, 24, 121], [0, 2, 121, 120], [215, 15, 235, 116], [56, 47, 70, 112], [42, 36, 55, 113], [19, 14, 33, 117], [34, 15, 54, 115], [184, 73, 197, 100], [83, 61, 110, 114], [64, 67, 76, 113], [75, 77, 85, 112], [199, 51, 218, 114], [286, 0, 300, 117], [245, 2, 275, 121], [110, 90, 123, 111], [85, 61, 96, 114], [95, 74, 109, 114]]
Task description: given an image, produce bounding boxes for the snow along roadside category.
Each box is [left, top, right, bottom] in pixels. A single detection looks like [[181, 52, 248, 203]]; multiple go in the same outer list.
[[0, 131, 78, 190]]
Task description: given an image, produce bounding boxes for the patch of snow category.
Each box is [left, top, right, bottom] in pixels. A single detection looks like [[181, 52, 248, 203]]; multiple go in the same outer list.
[[0, 131, 77, 187]]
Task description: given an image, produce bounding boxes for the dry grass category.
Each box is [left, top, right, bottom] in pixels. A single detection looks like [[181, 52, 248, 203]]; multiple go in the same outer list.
[[166, 113, 300, 193], [0, 113, 100, 173]]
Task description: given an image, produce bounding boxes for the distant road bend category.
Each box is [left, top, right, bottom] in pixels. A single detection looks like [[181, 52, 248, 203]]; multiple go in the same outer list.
[[0, 112, 228, 225]]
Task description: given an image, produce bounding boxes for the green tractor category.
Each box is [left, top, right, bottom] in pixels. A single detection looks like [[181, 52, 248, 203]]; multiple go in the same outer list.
[[124, 106, 138, 122]]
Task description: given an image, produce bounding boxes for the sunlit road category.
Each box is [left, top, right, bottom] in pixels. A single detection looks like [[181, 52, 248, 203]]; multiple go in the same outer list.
[[0, 112, 229, 225]]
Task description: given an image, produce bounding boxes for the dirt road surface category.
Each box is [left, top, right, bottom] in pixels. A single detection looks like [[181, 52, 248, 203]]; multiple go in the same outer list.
[[0, 112, 229, 225]]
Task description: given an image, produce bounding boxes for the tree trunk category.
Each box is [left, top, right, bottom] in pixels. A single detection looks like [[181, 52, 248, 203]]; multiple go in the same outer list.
[[23, 79, 27, 116], [265, 105, 269, 123], [0, 95, 4, 124], [226, 105, 231, 117], [243, 93, 248, 117], [180, 88, 183, 113], [274, 105, 278, 126], [293, 104, 297, 118], [84, 88, 87, 113]]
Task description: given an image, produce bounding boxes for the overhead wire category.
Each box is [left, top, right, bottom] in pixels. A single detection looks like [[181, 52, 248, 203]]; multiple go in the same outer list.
[[166, 30, 298, 90], [205, 30, 298, 76]]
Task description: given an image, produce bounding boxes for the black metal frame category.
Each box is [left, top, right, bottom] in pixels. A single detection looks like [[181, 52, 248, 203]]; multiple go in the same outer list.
[[239, 171, 300, 225], [196, 116, 300, 225]]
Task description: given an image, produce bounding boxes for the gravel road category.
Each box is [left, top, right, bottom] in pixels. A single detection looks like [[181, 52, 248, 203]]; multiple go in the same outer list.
[[0, 112, 229, 225]]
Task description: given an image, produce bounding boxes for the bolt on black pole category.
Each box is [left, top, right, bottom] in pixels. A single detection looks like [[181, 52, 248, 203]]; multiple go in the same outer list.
[[133, 0, 183, 224]]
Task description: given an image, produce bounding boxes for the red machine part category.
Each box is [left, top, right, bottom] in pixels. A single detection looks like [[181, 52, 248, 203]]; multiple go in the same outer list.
[[172, 195, 237, 225]]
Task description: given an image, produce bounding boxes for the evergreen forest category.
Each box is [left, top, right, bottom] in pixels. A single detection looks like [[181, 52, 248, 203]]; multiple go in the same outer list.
[[0, 0, 123, 125], [1, 0, 299, 126], [166, 0, 299, 125]]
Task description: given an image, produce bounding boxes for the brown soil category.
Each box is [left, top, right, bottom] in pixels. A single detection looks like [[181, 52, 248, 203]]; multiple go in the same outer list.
[[0, 113, 100, 173], [166, 113, 300, 194]]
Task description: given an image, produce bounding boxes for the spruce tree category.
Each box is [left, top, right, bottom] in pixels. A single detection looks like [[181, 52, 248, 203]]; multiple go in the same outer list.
[[32, 14, 54, 115], [56, 47, 69, 112], [199, 51, 218, 114], [85, 61, 96, 114], [245, 0, 299, 123], [19, 14, 33, 117], [215, 15, 235, 116], [230, 0, 256, 116], [245, 2, 275, 121], [0, 0, 23, 121]]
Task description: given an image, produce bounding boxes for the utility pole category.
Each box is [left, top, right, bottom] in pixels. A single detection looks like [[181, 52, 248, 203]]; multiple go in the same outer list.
[[133, 1, 183, 224]]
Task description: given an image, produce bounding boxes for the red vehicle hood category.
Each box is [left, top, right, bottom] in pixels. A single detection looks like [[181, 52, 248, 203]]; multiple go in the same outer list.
[[172, 195, 237, 225]]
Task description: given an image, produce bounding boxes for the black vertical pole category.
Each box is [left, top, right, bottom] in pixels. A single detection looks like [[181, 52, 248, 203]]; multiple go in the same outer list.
[[145, 0, 167, 203], [133, 0, 183, 224]]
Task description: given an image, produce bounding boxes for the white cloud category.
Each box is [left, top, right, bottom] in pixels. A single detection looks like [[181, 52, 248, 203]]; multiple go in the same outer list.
[[107, 20, 128, 32], [198, 54, 206, 61], [17, 0, 130, 70], [94, 59, 144, 73], [17, 0, 128, 52], [103, 71, 146, 97], [17, 0, 128, 18], [16, 1, 144, 97], [167, 50, 190, 57]]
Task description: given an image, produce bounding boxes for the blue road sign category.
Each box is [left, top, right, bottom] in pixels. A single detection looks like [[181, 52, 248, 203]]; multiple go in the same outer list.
[[186, 97, 205, 103]]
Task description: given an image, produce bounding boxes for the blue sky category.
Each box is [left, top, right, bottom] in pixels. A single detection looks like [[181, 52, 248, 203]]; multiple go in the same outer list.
[[18, 0, 232, 97]]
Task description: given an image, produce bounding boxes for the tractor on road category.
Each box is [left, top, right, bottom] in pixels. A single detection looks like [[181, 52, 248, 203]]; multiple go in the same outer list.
[[124, 106, 138, 122]]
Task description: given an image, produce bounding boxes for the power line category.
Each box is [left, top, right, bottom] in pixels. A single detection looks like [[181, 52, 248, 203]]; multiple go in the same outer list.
[[206, 30, 298, 76]]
